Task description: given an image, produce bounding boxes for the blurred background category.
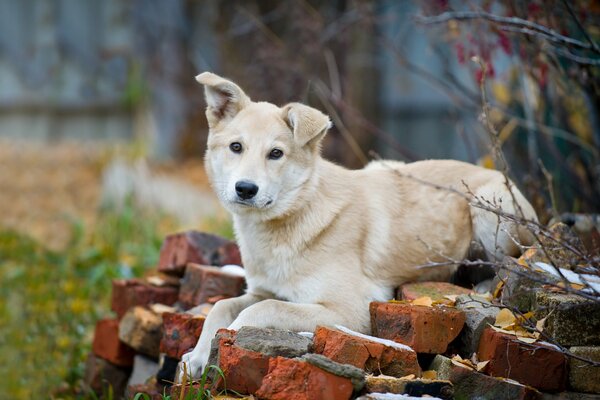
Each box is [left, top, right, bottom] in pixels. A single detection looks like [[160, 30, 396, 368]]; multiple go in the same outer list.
[[0, 0, 598, 398]]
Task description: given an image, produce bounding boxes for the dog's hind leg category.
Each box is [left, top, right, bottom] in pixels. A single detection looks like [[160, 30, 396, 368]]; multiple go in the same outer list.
[[470, 180, 537, 260]]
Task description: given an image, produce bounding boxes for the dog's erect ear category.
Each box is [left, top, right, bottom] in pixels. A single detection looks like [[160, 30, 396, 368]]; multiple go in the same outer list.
[[195, 72, 251, 127], [282, 103, 332, 148]]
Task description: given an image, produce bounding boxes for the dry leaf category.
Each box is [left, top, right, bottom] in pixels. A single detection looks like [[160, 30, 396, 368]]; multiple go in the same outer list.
[[476, 360, 490, 371], [399, 374, 416, 380], [493, 281, 505, 298], [444, 294, 458, 302], [535, 316, 547, 333], [495, 308, 517, 328], [411, 296, 433, 307], [451, 355, 475, 370], [422, 370, 437, 380]]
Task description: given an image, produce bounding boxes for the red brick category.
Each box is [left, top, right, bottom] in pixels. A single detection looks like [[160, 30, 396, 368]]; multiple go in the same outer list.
[[158, 231, 242, 275], [111, 279, 179, 319], [370, 302, 465, 354], [256, 356, 355, 400], [125, 382, 165, 400], [312, 326, 421, 377], [119, 306, 164, 358], [398, 281, 473, 301], [92, 319, 135, 367], [159, 313, 205, 359], [477, 327, 567, 392], [84, 353, 131, 398], [178, 264, 245, 309]]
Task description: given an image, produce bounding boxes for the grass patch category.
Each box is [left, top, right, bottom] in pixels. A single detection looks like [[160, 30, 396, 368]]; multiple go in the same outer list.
[[0, 202, 175, 399]]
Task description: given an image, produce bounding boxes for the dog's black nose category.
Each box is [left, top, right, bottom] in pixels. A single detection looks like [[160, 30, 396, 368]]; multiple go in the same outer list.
[[235, 180, 259, 200]]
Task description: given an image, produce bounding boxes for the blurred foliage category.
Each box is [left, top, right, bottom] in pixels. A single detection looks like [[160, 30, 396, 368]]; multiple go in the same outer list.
[[0, 202, 170, 399]]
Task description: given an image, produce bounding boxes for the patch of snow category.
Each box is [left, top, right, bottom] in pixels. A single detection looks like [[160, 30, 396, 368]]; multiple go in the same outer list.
[[297, 332, 314, 339], [364, 393, 442, 400], [221, 264, 246, 277], [533, 262, 600, 293], [334, 325, 415, 352]]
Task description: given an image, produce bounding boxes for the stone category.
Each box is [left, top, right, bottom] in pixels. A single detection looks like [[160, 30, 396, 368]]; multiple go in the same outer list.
[[159, 312, 205, 359], [398, 282, 473, 302], [357, 394, 443, 400], [535, 292, 600, 346], [430, 354, 541, 400], [454, 294, 500, 356], [370, 302, 465, 353], [496, 260, 558, 312], [84, 352, 131, 399], [124, 382, 165, 400], [553, 213, 600, 256], [256, 356, 360, 400], [92, 318, 135, 367], [542, 392, 600, 400], [179, 264, 246, 309], [534, 222, 587, 267], [119, 306, 163, 358], [300, 353, 366, 392], [234, 326, 312, 358], [127, 354, 160, 386], [365, 375, 453, 399], [156, 356, 179, 385], [312, 325, 420, 377], [569, 346, 600, 394], [158, 230, 242, 275], [477, 327, 567, 392], [111, 279, 179, 319]]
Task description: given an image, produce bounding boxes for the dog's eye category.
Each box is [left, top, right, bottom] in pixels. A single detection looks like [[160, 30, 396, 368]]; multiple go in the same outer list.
[[229, 142, 243, 153], [268, 148, 283, 160]]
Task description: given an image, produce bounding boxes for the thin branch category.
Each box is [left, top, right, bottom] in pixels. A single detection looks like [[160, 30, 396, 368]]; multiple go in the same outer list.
[[560, 0, 600, 54], [415, 11, 596, 52]]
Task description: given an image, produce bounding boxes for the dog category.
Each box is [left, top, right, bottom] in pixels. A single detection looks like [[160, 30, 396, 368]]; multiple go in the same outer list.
[[179, 72, 537, 379]]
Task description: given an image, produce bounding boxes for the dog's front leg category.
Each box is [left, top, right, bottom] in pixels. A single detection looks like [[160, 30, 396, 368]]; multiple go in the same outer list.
[[228, 299, 360, 333], [178, 293, 265, 381]]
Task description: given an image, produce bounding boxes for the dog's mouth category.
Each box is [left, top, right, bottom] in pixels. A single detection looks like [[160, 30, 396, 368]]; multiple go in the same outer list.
[[232, 199, 273, 209]]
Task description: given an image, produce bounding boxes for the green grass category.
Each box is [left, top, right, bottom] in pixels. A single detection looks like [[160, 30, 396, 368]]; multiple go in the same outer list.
[[0, 202, 169, 399]]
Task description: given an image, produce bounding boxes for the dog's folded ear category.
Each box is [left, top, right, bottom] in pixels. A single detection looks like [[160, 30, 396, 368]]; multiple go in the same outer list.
[[196, 72, 251, 128], [282, 103, 332, 149]]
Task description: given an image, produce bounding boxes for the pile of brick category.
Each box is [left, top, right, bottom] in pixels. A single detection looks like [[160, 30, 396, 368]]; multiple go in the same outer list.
[[84, 222, 600, 400]]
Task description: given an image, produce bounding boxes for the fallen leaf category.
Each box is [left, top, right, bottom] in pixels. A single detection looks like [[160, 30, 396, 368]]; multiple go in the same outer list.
[[444, 294, 458, 302], [476, 360, 490, 371], [535, 316, 547, 333], [399, 374, 416, 380], [422, 370, 437, 380], [411, 296, 433, 307], [495, 308, 517, 328], [493, 280, 505, 298]]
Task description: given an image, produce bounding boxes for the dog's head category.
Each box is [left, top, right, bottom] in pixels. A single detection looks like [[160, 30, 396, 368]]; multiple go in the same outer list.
[[196, 72, 331, 218]]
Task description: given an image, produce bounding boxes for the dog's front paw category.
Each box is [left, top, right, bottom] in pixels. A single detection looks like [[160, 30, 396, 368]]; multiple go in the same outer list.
[[176, 350, 206, 383]]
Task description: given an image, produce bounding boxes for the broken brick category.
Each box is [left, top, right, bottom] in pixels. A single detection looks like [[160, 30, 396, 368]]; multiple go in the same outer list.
[[158, 231, 241, 275], [159, 312, 205, 359], [398, 281, 473, 302], [84, 352, 131, 399], [477, 327, 567, 392], [431, 354, 541, 400], [370, 302, 465, 353], [125, 382, 165, 400], [256, 356, 360, 400], [92, 319, 135, 368], [312, 325, 420, 377], [454, 294, 500, 356], [111, 279, 178, 320], [178, 264, 245, 309], [119, 306, 163, 358]]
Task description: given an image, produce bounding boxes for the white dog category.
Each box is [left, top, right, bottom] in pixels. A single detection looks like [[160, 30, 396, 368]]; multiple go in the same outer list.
[[180, 72, 537, 379]]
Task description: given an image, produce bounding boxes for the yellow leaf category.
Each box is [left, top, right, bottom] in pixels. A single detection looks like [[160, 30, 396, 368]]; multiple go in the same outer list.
[[399, 374, 416, 380], [476, 360, 490, 371], [422, 370, 437, 380], [451, 359, 474, 370], [492, 82, 511, 105], [535, 317, 547, 333], [478, 154, 495, 170], [444, 294, 458, 302], [411, 296, 433, 307], [493, 280, 505, 298], [495, 308, 517, 328]]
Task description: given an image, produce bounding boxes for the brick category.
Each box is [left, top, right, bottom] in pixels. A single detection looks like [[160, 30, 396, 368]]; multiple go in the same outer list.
[[477, 327, 567, 392], [179, 264, 246, 309], [365, 375, 453, 399], [454, 294, 499, 355], [92, 319, 135, 367], [398, 282, 473, 302], [206, 327, 312, 395], [535, 292, 600, 346], [495, 261, 558, 313], [111, 279, 179, 319], [119, 306, 163, 358], [159, 312, 205, 359], [256, 355, 363, 400], [370, 302, 465, 353], [569, 346, 600, 394], [430, 354, 541, 400], [125, 382, 164, 400], [312, 325, 420, 377], [158, 231, 241, 275], [84, 352, 131, 399]]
